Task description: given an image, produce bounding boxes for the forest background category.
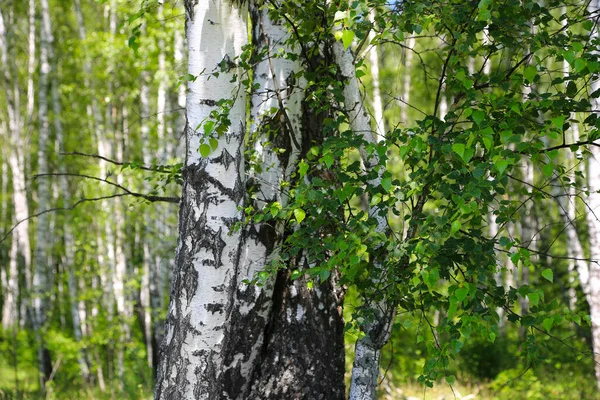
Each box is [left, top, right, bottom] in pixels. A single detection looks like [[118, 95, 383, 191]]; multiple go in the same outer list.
[[1, 0, 600, 399]]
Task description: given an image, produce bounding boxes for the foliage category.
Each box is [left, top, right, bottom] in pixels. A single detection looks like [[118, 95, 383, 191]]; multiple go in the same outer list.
[[1, 0, 599, 397], [238, 0, 600, 389]]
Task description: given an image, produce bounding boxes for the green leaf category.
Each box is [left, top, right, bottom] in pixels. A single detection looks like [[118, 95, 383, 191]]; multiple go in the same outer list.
[[290, 269, 302, 280], [204, 120, 216, 135], [527, 292, 540, 307], [455, 287, 469, 302], [472, 110, 485, 126], [495, 159, 508, 175], [209, 137, 219, 150], [543, 317, 554, 333], [299, 160, 309, 178], [334, 10, 348, 21], [551, 115, 565, 130], [294, 208, 306, 224], [448, 296, 458, 317], [381, 177, 392, 193], [574, 58, 586, 73], [200, 144, 211, 158], [341, 30, 355, 50], [322, 154, 334, 168], [499, 236, 512, 248], [451, 220, 462, 234], [524, 65, 537, 83], [542, 163, 554, 178], [542, 268, 554, 283], [566, 81, 578, 97], [452, 143, 465, 158]]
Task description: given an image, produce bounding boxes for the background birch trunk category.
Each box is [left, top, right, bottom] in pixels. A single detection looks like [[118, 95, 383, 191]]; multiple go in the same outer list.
[[586, 0, 600, 388], [368, 10, 385, 141], [33, 0, 54, 386]]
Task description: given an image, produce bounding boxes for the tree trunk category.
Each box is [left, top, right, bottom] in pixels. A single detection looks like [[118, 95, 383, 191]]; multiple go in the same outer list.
[[155, 2, 249, 398], [33, 0, 54, 387], [586, 2, 600, 388], [368, 10, 385, 141], [400, 36, 415, 124]]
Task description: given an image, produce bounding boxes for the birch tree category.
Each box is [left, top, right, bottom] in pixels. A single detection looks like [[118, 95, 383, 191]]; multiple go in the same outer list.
[[154, 2, 250, 398], [584, 0, 600, 387]]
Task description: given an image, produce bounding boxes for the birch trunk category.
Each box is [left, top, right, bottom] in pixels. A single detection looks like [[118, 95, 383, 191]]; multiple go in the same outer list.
[[368, 10, 385, 140], [33, 0, 55, 387], [155, 2, 249, 398], [1, 0, 33, 333], [243, 3, 345, 398], [139, 25, 154, 369], [400, 36, 415, 124], [586, 0, 600, 388], [174, 4, 187, 153]]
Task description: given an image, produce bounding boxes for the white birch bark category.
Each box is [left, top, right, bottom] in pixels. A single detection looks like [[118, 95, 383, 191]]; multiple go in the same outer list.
[[1, 0, 33, 332], [155, 1, 249, 398], [368, 10, 385, 141], [0, 116, 22, 330], [174, 5, 187, 153], [400, 36, 415, 124], [586, 0, 600, 388], [26, 0, 36, 121]]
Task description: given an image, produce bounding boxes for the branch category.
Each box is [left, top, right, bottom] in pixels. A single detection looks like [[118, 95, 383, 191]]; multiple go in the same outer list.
[[1, 194, 127, 245], [60, 151, 179, 173], [34, 172, 180, 204]]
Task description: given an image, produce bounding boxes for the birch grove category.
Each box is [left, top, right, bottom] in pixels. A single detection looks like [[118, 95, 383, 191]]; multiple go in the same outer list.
[[1, 0, 600, 399]]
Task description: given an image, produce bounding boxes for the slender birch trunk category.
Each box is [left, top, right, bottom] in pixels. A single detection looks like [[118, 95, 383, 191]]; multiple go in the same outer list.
[[400, 35, 415, 124], [368, 10, 385, 141], [0, 1, 33, 333], [139, 24, 154, 369], [26, 0, 36, 123], [174, 6, 187, 151], [586, 0, 600, 388]]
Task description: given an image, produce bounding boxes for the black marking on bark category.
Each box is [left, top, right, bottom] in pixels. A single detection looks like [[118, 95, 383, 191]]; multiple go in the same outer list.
[[212, 284, 225, 292], [183, 0, 198, 24], [214, 147, 236, 170], [199, 99, 217, 107], [205, 303, 225, 314]]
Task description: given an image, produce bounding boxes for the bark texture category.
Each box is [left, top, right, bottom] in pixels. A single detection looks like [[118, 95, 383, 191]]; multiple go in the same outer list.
[[156, 1, 346, 399], [155, 2, 250, 398]]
